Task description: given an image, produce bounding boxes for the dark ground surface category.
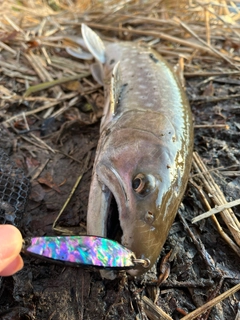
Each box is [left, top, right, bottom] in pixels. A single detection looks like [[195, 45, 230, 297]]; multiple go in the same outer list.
[[0, 17, 240, 320]]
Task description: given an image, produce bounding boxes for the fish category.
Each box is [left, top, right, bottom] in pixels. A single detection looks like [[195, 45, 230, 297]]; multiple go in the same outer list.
[[82, 24, 193, 278]]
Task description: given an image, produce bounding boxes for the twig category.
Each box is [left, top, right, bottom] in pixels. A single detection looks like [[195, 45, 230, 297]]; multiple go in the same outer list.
[[78, 22, 218, 55], [205, 8, 211, 46], [22, 112, 30, 131], [29, 133, 55, 153], [198, 1, 240, 39], [114, 14, 179, 27], [194, 124, 229, 129], [175, 18, 238, 69], [3, 14, 25, 34], [190, 93, 240, 103], [184, 71, 240, 77], [31, 159, 50, 181], [192, 199, 240, 223], [181, 283, 240, 320], [142, 296, 173, 320], [192, 152, 240, 251], [178, 211, 217, 273], [157, 279, 214, 288], [0, 41, 16, 55], [24, 52, 51, 83], [1, 95, 59, 102], [221, 171, 240, 177], [19, 133, 56, 154], [3, 93, 78, 125], [24, 51, 63, 106], [201, 277, 225, 320], [23, 72, 91, 97], [190, 180, 240, 258]]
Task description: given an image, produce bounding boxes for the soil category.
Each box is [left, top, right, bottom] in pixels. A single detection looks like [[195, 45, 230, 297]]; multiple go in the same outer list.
[[0, 1, 240, 319]]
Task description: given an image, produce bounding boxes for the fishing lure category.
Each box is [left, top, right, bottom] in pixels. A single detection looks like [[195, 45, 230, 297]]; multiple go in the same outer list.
[[22, 236, 150, 269]]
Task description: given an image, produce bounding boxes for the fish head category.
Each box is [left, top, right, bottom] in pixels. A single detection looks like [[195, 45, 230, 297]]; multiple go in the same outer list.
[[87, 127, 181, 277]]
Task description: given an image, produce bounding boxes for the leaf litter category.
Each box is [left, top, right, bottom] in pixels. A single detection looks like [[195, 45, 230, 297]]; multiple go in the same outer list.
[[0, 0, 240, 319]]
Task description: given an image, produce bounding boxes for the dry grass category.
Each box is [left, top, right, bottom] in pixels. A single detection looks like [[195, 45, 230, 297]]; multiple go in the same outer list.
[[0, 0, 240, 319]]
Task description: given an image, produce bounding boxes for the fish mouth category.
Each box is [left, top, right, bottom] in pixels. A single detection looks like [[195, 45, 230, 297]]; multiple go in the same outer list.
[[87, 163, 126, 245], [106, 187, 123, 242], [102, 165, 126, 243]]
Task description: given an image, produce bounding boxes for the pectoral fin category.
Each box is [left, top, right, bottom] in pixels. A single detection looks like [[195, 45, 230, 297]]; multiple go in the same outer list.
[[90, 62, 104, 85], [66, 47, 93, 60], [81, 23, 106, 63]]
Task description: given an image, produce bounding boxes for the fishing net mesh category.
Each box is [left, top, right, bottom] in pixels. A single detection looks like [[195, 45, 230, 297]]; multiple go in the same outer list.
[[0, 149, 30, 225]]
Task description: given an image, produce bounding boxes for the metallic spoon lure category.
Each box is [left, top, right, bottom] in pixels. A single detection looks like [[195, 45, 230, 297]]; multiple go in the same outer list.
[[22, 236, 150, 270]]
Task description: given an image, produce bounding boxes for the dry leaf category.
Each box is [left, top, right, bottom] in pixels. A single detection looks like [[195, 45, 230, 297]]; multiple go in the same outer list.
[[38, 172, 61, 193]]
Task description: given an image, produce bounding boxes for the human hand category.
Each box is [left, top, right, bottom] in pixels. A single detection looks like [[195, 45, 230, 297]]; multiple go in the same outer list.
[[0, 225, 24, 276]]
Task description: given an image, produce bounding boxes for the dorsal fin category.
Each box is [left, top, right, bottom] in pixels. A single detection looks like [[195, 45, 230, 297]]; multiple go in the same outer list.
[[81, 24, 106, 64], [110, 61, 121, 115]]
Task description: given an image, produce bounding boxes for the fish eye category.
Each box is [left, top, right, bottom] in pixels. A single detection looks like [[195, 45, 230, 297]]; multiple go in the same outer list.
[[132, 173, 156, 196]]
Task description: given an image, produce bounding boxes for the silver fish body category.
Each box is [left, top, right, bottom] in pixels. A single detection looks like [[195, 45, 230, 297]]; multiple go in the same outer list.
[[83, 25, 193, 277]]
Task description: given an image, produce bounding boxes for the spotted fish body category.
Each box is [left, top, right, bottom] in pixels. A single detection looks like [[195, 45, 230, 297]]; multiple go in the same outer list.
[[83, 25, 193, 277]]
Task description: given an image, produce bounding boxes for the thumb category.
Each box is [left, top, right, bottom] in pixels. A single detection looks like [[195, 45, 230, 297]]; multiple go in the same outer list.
[[0, 225, 23, 274]]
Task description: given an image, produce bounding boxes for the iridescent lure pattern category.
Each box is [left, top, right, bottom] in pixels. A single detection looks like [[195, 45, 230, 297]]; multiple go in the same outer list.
[[23, 236, 136, 268]]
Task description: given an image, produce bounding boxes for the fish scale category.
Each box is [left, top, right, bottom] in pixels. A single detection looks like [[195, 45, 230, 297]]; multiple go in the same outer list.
[[82, 24, 193, 279], [105, 44, 172, 114]]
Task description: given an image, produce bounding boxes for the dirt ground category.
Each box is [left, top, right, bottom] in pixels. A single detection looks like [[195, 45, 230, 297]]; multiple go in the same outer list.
[[0, 1, 240, 319]]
